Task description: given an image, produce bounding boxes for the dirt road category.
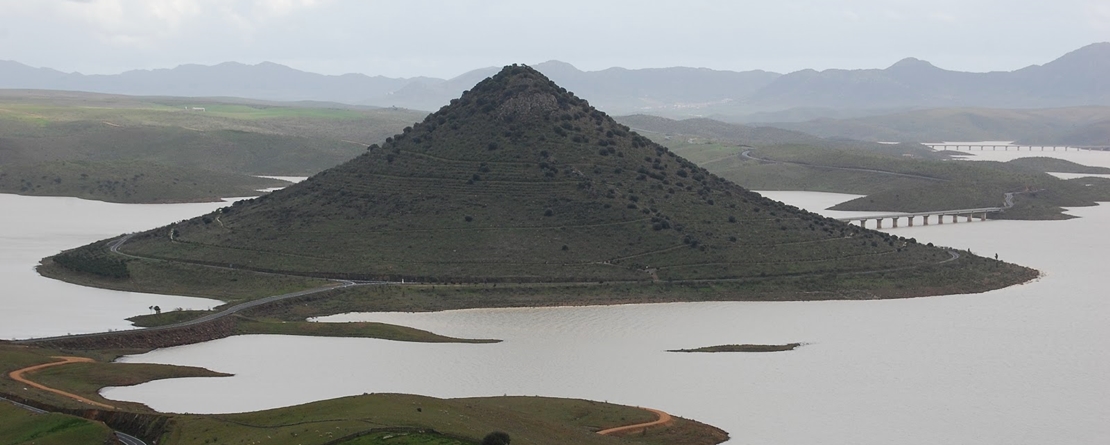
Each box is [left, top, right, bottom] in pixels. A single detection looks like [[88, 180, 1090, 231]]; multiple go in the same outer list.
[[8, 356, 116, 410], [597, 407, 673, 435]]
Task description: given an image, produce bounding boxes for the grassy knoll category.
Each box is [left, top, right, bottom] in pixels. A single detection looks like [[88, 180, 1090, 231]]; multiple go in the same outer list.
[[1006, 157, 1110, 174], [0, 345, 225, 413], [0, 402, 115, 445], [28, 361, 230, 412], [669, 343, 802, 353], [161, 394, 726, 445], [0, 346, 727, 445], [232, 317, 500, 343], [0, 159, 287, 203]]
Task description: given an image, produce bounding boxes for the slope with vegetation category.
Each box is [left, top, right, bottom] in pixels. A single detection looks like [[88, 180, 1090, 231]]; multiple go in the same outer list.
[[0, 160, 287, 203], [765, 106, 1110, 145], [0, 401, 116, 445], [44, 65, 1034, 307], [0, 90, 423, 202], [618, 113, 1110, 220], [667, 139, 1110, 219]]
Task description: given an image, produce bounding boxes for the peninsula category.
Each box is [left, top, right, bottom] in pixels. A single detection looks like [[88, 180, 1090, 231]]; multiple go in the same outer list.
[[41, 65, 1037, 318]]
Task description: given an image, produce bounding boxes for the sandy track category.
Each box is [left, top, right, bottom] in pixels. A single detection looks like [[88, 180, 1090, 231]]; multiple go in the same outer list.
[[8, 356, 117, 410], [597, 407, 673, 435]]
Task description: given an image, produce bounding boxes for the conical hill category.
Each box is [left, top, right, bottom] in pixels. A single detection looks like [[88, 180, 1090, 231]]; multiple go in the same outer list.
[[119, 65, 1016, 285]]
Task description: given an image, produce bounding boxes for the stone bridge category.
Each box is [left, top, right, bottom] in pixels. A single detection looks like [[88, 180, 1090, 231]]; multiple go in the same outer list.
[[837, 206, 1004, 229], [924, 144, 1106, 151]]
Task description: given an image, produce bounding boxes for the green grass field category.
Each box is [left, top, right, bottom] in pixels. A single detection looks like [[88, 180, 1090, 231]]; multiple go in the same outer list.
[[160, 394, 725, 445], [0, 160, 288, 203], [0, 90, 426, 202], [0, 402, 115, 445]]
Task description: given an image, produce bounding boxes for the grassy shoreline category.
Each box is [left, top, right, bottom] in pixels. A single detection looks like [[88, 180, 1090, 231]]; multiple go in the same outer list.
[[0, 345, 727, 445], [38, 244, 1039, 322], [669, 343, 803, 353]]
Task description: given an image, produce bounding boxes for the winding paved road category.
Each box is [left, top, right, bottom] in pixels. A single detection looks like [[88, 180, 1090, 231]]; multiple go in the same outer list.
[[15, 235, 378, 344]]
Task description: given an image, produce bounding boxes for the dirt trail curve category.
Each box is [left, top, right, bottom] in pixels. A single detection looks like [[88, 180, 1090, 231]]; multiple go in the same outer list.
[[596, 407, 673, 436], [8, 356, 116, 410]]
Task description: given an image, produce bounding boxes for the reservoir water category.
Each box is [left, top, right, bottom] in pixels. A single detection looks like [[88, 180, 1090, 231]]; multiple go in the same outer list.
[[0, 194, 225, 339], [97, 190, 1109, 445], [2, 160, 1108, 443]]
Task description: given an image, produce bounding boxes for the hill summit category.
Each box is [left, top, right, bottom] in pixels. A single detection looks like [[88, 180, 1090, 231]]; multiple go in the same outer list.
[[116, 65, 1029, 290]]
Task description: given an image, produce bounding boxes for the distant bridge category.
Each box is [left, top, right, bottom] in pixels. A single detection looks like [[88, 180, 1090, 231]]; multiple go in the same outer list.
[[925, 144, 1108, 151], [837, 207, 1003, 229], [836, 191, 1023, 229]]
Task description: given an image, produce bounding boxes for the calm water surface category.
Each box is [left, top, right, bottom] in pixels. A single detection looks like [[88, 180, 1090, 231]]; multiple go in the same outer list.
[[931, 142, 1110, 168], [102, 188, 1110, 444], [0, 194, 225, 339]]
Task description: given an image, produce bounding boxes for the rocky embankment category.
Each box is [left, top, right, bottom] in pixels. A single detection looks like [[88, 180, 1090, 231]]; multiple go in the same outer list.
[[20, 316, 236, 350]]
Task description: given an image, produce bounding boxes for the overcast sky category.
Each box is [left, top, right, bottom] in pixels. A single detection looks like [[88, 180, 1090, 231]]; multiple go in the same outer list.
[[1, 0, 1108, 79]]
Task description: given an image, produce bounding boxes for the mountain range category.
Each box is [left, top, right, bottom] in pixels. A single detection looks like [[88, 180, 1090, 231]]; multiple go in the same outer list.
[[3, 43, 1108, 118]]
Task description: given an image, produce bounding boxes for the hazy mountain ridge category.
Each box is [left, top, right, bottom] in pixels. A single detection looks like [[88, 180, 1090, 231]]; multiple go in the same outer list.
[[744, 43, 1110, 110], [2, 42, 1107, 118], [0, 59, 782, 114]]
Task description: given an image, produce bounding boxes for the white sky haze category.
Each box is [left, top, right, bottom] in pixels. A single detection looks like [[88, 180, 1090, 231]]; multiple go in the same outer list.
[[1, 0, 1107, 78]]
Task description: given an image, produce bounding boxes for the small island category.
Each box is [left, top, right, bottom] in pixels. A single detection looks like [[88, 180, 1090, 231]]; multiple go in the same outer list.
[[669, 343, 803, 353]]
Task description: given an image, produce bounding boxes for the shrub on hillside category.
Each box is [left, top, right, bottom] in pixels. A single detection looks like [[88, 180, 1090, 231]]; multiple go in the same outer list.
[[53, 242, 130, 279]]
